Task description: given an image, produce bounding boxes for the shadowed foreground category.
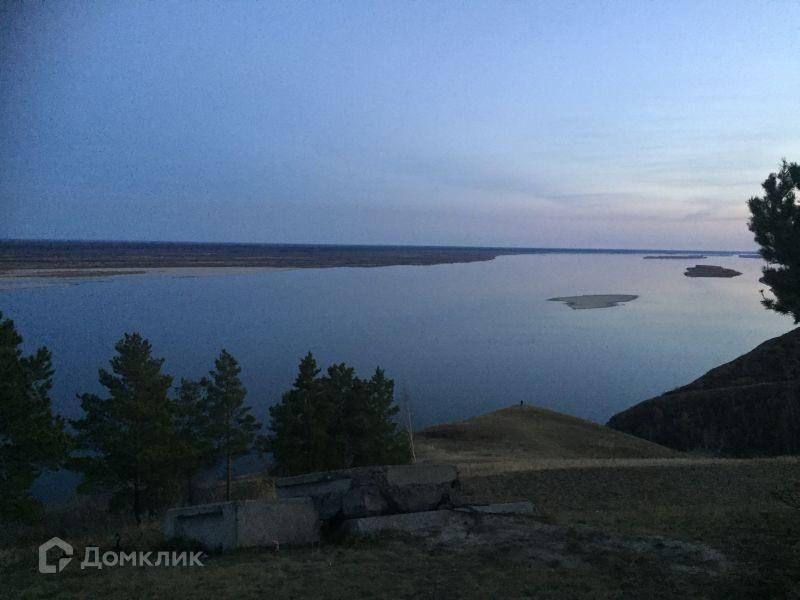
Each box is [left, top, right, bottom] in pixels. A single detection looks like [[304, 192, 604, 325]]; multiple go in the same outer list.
[[4, 406, 800, 598]]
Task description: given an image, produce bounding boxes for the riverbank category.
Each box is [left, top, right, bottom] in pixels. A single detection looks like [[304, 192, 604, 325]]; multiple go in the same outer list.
[[0, 240, 750, 274]]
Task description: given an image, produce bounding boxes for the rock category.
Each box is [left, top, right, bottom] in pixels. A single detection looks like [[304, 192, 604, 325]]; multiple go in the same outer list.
[[163, 497, 319, 552], [608, 328, 800, 455], [276, 464, 460, 522]]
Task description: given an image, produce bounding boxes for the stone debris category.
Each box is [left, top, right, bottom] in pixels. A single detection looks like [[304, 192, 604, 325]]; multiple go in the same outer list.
[[163, 464, 536, 551], [276, 464, 461, 522], [341, 501, 535, 537]]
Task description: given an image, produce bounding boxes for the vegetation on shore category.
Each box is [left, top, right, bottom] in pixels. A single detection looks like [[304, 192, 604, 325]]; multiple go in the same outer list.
[[266, 352, 412, 475], [0, 312, 70, 523], [0, 316, 410, 526], [747, 159, 800, 322], [3, 440, 799, 598]]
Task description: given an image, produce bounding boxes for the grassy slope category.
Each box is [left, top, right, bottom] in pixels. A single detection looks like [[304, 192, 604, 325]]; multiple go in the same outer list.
[[5, 405, 800, 599], [416, 405, 678, 475]]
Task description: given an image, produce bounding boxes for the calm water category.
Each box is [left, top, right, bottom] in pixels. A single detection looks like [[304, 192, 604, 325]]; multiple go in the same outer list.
[[2, 253, 792, 430]]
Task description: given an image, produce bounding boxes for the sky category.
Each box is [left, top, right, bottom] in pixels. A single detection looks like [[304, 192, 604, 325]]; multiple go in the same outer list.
[[2, 1, 799, 250]]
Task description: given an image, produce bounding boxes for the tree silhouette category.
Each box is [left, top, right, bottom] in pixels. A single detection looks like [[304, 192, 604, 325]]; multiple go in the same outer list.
[[0, 312, 69, 523], [267, 353, 412, 475], [748, 159, 800, 322], [72, 333, 175, 524], [203, 350, 261, 501]]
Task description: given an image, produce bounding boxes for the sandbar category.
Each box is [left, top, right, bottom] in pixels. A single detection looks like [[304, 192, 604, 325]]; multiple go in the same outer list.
[[548, 294, 639, 309], [0, 266, 292, 291], [643, 255, 707, 260]]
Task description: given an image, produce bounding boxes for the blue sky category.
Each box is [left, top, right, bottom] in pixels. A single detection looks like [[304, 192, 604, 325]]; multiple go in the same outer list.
[[2, 1, 799, 249]]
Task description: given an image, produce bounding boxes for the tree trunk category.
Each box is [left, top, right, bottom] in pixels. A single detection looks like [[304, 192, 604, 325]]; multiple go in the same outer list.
[[226, 454, 232, 501]]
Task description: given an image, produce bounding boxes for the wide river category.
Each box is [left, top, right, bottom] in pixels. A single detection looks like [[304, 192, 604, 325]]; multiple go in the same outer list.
[[2, 252, 792, 430]]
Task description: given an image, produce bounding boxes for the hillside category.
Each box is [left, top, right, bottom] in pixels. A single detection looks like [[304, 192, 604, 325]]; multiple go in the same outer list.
[[416, 404, 678, 475], [7, 403, 800, 598], [608, 328, 800, 455]]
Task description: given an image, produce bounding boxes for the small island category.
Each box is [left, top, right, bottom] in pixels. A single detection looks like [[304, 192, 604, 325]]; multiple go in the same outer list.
[[643, 255, 707, 260], [684, 265, 742, 278], [548, 294, 639, 309]]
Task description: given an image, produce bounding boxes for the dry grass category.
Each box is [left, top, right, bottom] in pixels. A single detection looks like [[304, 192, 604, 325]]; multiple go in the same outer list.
[[416, 404, 680, 476], [5, 406, 800, 598]]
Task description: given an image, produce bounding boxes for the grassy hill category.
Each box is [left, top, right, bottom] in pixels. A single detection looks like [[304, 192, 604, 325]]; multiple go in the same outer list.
[[5, 404, 800, 599], [416, 404, 678, 475], [608, 327, 800, 455]]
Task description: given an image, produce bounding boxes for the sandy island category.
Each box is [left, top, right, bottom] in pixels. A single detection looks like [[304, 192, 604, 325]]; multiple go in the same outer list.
[[643, 254, 707, 260], [0, 266, 293, 290], [548, 294, 639, 309]]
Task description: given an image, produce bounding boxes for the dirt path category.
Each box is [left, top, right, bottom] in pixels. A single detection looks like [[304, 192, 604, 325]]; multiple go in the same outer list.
[[417, 450, 800, 477]]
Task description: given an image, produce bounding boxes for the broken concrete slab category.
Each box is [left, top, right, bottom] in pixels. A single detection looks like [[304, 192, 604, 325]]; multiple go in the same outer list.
[[276, 464, 460, 522], [385, 464, 458, 486], [236, 497, 320, 548], [163, 500, 238, 551], [456, 501, 535, 515], [274, 472, 353, 495], [341, 502, 535, 537], [163, 497, 319, 552], [341, 509, 475, 537]]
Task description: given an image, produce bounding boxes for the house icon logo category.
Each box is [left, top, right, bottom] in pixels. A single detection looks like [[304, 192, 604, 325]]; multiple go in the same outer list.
[[38, 537, 74, 574]]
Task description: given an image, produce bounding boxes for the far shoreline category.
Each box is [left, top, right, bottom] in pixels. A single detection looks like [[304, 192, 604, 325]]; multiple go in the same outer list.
[[0, 239, 755, 277]]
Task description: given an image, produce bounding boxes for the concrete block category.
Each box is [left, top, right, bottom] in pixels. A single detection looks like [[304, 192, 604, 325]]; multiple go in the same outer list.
[[275, 464, 460, 522], [385, 464, 458, 487], [163, 497, 319, 552], [237, 497, 320, 547], [342, 484, 388, 517], [454, 501, 535, 515], [164, 501, 237, 552], [341, 509, 472, 536], [341, 502, 535, 538], [276, 477, 352, 498], [276, 472, 354, 520]]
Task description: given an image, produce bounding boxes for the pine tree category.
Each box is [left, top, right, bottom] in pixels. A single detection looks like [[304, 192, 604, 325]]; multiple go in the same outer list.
[[203, 350, 261, 501], [71, 333, 175, 524], [174, 378, 213, 505], [266, 353, 412, 476], [0, 312, 69, 523], [266, 352, 334, 475], [748, 159, 800, 322], [360, 368, 411, 465]]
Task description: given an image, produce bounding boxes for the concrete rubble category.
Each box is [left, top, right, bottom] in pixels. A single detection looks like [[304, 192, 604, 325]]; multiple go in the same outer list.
[[163, 497, 319, 552], [340, 501, 535, 537], [163, 464, 535, 551], [275, 464, 461, 521]]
